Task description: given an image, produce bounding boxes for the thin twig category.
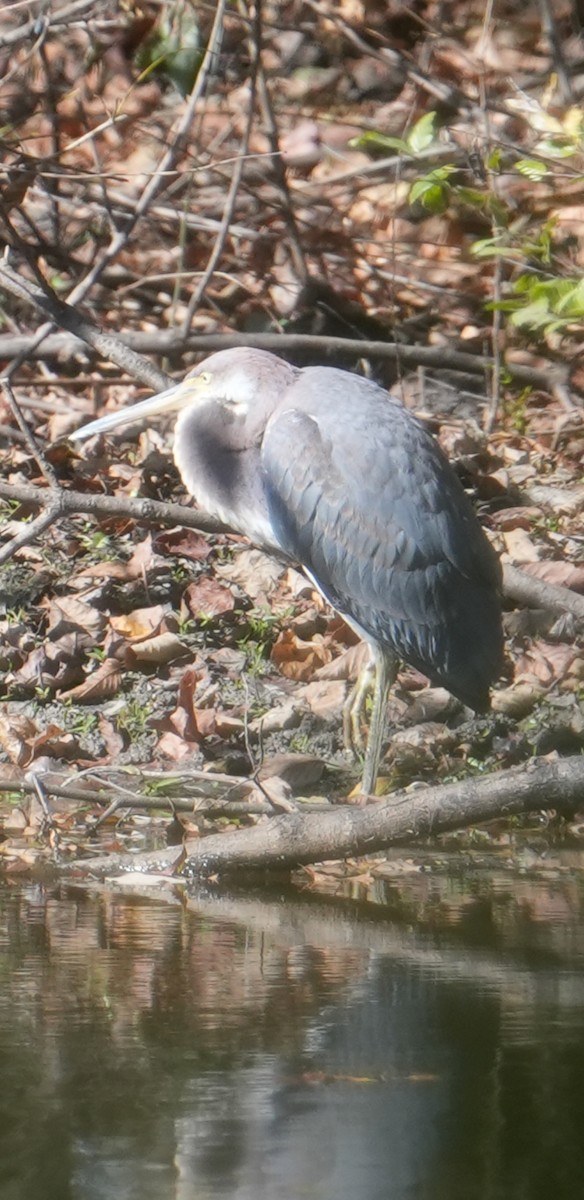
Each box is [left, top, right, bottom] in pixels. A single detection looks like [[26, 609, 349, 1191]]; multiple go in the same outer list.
[[0, 0, 229, 376], [61, 755, 584, 877], [251, 2, 308, 285], [0, 262, 171, 390], [538, 0, 573, 102], [0, 498, 62, 566], [182, 0, 259, 331], [0, 776, 327, 820], [476, 7, 503, 437], [60, 0, 228, 309], [0, 0, 95, 48], [0, 377, 59, 486]]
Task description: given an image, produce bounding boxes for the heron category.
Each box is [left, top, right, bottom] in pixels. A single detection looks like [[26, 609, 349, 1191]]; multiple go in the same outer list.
[[70, 347, 503, 795]]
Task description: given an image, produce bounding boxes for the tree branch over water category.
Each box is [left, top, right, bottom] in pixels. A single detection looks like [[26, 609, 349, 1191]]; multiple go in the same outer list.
[[62, 755, 584, 879]]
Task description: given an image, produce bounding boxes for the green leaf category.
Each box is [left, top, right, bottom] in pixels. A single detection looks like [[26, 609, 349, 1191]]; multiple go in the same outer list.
[[455, 186, 489, 207], [555, 278, 584, 317], [509, 298, 553, 329], [166, 46, 202, 97], [349, 131, 409, 155], [486, 147, 502, 171], [513, 274, 538, 295], [407, 112, 438, 155], [419, 182, 449, 212], [471, 237, 510, 259], [427, 164, 457, 182], [514, 158, 549, 181], [486, 299, 526, 313], [134, 5, 201, 96], [534, 137, 577, 159]]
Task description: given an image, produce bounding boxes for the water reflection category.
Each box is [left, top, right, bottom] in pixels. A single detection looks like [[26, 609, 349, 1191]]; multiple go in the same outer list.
[[1, 873, 584, 1200]]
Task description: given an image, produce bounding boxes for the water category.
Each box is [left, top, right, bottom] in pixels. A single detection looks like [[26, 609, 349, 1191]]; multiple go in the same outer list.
[[1, 871, 584, 1200]]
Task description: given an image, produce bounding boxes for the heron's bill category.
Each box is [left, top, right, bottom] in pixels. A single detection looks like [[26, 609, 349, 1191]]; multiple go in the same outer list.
[[69, 377, 195, 441]]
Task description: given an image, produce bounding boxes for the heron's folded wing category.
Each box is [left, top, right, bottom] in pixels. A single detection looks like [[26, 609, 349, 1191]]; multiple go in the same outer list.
[[261, 403, 502, 706]]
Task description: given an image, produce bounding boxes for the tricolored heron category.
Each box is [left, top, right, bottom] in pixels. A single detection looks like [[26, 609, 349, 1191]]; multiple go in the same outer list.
[[70, 348, 503, 794]]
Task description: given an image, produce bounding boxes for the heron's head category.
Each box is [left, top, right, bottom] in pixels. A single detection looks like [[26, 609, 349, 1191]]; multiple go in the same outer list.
[[69, 348, 298, 443]]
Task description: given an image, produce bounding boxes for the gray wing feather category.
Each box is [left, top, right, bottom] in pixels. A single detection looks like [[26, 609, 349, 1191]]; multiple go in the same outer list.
[[261, 379, 502, 708]]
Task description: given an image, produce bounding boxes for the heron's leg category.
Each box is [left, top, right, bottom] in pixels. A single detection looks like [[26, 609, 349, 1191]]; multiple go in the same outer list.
[[342, 655, 376, 753], [360, 648, 398, 797]]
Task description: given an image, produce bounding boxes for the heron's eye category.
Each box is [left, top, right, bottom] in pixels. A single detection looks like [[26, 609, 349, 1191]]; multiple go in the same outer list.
[[199, 371, 212, 385]]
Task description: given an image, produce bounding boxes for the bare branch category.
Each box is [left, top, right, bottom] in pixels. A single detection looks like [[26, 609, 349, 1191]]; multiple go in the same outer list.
[[0, 479, 230, 537], [503, 563, 584, 621], [60, 755, 584, 877], [0, 314, 568, 393]]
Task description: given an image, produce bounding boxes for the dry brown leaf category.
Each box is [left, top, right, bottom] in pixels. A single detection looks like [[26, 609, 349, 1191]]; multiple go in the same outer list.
[[207, 647, 247, 673], [257, 775, 297, 811], [0, 763, 26, 784], [503, 528, 542, 563], [272, 629, 333, 680], [282, 566, 319, 601], [30, 725, 80, 762], [97, 717, 125, 759], [491, 683, 544, 717], [523, 484, 584, 515], [166, 665, 209, 744], [490, 506, 543, 531], [153, 528, 211, 560], [59, 658, 122, 702], [70, 560, 133, 583], [514, 640, 583, 687], [71, 536, 155, 584], [126, 535, 156, 573], [315, 641, 369, 682], [257, 752, 325, 788], [125, 632, 188, 666], [389, 722, 455, 752], [190, 708, 218, 739], [400, 688, 456, 723], [2, 808, 28, 833], [216, 548, 284, 601], [296, 680, 347, 722], [0, 712, 37, 766], [43, 595, 106, 640], [183, 578, 235, 620], [156, 730, 194, 761], [248, 698, 306, 735], [214, 713, 245, 738], [10, 637, 86, 693], [110, 604, 169, 641]]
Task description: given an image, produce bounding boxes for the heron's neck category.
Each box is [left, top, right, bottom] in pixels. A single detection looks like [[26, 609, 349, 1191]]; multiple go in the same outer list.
[[173, 405, 276, 548]]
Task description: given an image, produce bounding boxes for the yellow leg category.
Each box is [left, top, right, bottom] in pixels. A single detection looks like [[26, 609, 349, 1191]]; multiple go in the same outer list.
[[360, 649, 398, 797], [342, 656, 376, 753]]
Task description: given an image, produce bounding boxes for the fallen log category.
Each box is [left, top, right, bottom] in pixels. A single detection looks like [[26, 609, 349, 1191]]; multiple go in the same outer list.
[[61, 755, 584, 879]]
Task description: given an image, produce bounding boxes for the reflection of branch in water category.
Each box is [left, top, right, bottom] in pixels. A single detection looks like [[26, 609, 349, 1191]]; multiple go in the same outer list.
[[180, 885, 584, 1013]]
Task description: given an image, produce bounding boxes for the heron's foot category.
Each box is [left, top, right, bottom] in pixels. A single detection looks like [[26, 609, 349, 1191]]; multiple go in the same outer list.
[[342, 659, 376, 756]]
